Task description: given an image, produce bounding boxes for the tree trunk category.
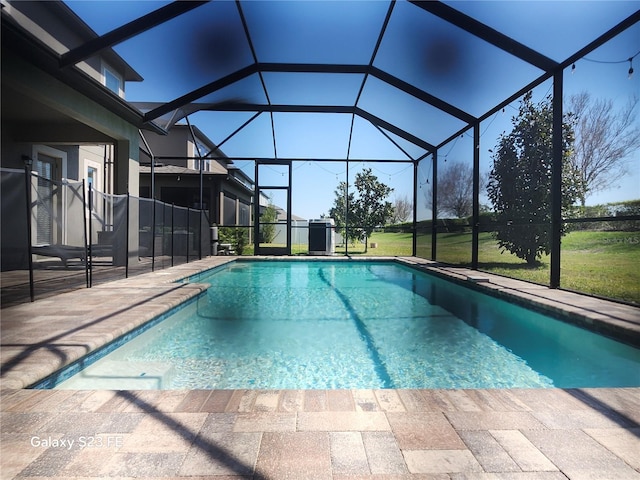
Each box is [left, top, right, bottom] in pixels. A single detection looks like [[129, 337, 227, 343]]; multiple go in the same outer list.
[[525, 253, 539, 266]]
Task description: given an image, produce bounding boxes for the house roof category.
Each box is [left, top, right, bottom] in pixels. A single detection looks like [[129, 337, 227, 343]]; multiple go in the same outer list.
[[1, 0, 165, 134], [274, 206, 305, 223], [49, 1, 143, 82], [139, 163, 228, 176]]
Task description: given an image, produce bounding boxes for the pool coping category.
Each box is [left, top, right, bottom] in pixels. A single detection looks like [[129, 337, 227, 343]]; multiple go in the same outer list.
[[394, 257, 640, 348], [1, 255, 639, 391]]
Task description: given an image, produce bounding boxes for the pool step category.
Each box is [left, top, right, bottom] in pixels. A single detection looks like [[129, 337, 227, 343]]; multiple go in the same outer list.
[[466, 275, 490, 283], [55, 361, 176, 389]]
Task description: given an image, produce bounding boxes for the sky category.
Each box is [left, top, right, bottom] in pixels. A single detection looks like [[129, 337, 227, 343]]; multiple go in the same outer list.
[[66, 0, 639, 221]]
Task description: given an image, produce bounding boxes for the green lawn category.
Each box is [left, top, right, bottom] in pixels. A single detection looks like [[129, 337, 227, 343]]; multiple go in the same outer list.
[[334, 232, 415, 256]]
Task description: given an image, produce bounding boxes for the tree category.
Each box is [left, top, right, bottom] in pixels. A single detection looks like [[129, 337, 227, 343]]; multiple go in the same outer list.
[[329, 168, 394, 252], [390, 194, 413, 224], [260, 203, 277, 243], [328, 181, 359, 245], [424, 160, 476, 218], [219, 227, 248, 255], [353, 169, 394, 252], [568, 92, 640, 206], [487, 92, 583, 265]]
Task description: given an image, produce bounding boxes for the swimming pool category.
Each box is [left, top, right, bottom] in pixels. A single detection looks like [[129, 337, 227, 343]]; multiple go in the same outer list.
[[50, 260, 640, 390]]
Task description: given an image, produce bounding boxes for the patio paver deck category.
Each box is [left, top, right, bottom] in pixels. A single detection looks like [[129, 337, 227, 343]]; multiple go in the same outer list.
[[1, 256, 639, 479], [1, 387, 639, 479]]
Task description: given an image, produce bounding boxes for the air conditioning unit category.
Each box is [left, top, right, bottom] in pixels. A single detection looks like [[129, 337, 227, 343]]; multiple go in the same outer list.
[[308, 218, 335, 255]]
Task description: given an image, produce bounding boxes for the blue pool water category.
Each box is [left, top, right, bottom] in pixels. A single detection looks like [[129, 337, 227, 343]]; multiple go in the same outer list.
[[53, 261, 640, 389]]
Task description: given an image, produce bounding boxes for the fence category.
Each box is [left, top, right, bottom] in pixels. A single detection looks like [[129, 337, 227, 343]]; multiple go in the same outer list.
[[1, 168, 211, 306]]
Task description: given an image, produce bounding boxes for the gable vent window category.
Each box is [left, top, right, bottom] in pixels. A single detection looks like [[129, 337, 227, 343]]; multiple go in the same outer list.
[[102, 65, 123, 97]]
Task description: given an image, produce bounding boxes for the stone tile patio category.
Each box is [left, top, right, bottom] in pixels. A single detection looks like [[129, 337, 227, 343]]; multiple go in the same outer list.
[[1, 256, 639, 478], [1, 387, 639, 479]]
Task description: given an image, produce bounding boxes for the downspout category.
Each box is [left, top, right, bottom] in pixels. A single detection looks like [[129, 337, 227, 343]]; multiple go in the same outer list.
[[185, 117, 203, 211], [139, 130, 155, 200]]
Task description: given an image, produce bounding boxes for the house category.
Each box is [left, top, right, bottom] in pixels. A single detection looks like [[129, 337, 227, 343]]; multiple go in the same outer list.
[[1, 0, 161, 269], [138, 124, 253, 229]]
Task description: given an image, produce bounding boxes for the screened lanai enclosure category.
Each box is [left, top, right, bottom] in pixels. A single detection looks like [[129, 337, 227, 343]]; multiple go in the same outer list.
[[1, 1, 639, 305]]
